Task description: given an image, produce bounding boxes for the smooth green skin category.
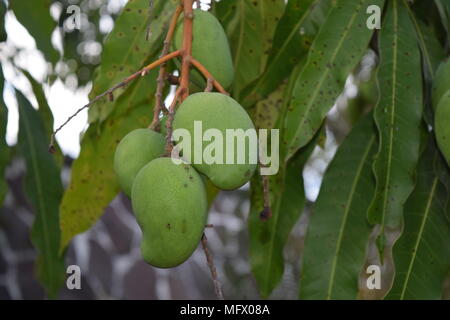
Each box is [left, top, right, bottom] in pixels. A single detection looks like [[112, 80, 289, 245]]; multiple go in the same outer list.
[[131, 157, 208, 268], [435, 90, 450, 164], [173, 92, 257, 190], [432, 59, 450, 110], [174, 10, 234, 89], [114, 128, 165, 196]]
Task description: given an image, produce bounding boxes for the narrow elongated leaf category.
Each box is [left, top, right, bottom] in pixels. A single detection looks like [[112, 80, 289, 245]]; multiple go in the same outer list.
[[88, 0, 176, 123], [283, 0, 384, 161], [0, 0, 7, 42], [241, 0, 331, 108], [215, 0, 284, 99], [249, 64, 313, 298], [0, 68, 9, 205], [59, 71, 157, 250], [9, 0, 59, 64], [17, 91, 65, 298], [368, 1, 423, 236], [386, 139, 450, 299], [300, 114, 377, 299]]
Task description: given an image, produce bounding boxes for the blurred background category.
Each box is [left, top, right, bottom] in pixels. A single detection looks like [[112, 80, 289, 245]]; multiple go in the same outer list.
[[0, 0, 385, 299]]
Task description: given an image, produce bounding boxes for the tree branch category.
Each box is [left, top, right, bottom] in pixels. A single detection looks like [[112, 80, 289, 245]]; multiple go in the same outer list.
[[201, 233, 224, 300], [191, 58, 228, 95]]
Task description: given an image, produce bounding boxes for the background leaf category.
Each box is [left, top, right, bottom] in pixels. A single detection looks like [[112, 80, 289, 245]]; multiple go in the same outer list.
[[9, 0, 59, 64], [283, 0, 384, 161], [59, 71, 157, 251], [299, 113, 377, 299], [0, 67, 9, 205], [386, 138, 450, 299], [17, 90, 65, 298], [88, 0, 176, 123], [0, 0, 7, 42], [368, 0, 423, 237]]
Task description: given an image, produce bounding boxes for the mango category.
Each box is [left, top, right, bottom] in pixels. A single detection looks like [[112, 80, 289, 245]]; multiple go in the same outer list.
[[173, 92, 257, 190], [174, 10, 234, 90], [114, 128, 165, 196], [131, 157, 208, 268], [432, 58, 450, 110], [435, 90, 450, 164]]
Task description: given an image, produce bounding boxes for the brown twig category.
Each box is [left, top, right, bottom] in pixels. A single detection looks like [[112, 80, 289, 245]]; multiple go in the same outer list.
[[201, 233, 224, 300], [179, 0, 194, 101], [204, 77, 214, 92], [191, 58, 228, 95], [164, 87, 183, 155], [149, 5, 183, 131], [48, 50, 182, 151]]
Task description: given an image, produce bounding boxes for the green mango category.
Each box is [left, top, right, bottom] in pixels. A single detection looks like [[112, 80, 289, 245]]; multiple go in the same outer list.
[[174, 10, 234, 90], [173, 92, 257, 190], [131, 157, 208, 268], [432, 58, 450, 110], [435, 89, 450, 164], [114, 128, 165, 196]]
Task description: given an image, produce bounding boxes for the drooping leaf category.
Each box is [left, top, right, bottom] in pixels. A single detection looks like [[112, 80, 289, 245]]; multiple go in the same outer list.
[[0, 0, 7, 42], [215, 0, 284, 100], [88, 0, 177, 123], [9, 0, 59, 64], [16, 90, 65, 299], [59, 70, 158, 251], [0, 67, 9, 205], [300, 113, 377, 300], [283, 0, 384, 161], [241, 0, 331, 108], [386, 138, 450, 299], [368, 1, 423, 241], [249, 64, 312, 298]]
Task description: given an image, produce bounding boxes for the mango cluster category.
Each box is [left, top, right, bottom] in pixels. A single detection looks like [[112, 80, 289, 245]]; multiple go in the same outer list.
[[113, 11, 255, 269]]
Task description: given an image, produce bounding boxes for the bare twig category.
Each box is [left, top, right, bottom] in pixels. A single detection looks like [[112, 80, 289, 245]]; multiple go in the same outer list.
[[204, 77, 214, 92], [191, 58, 228, 95], [149, 5, 183, 131], [201, 233, 224, 300], [49, 50, 182, 151], [179, 0, 194, 101]]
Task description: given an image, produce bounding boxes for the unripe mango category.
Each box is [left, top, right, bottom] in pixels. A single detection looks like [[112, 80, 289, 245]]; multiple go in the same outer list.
[[435, 90, 450, 164], [114, 128, 165, 196], [173, 92, 257, 190], [432, 59, 450, 110], [174, 10, 234, 89], [131, 157, 208, 268]]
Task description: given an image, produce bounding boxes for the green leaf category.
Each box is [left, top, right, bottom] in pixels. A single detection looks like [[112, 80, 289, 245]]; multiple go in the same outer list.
[[386, 139, 450, 299], [249, 63, 317, 298], [300, 113, 377, 300], [241, 0, 331, 108], [215, 0, 284, 100], [9, 0, 59, 64], [368, 1, 423, 238], [283, 0, 384, 161], [16, 90, 65, 299], [59, 70, 158, 251], [0, 67, 9, 205], [88, 0, 177, 123], [0, 0, 7, 42]]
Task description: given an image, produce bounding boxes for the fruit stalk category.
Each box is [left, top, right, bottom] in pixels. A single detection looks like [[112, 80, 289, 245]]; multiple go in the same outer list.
[[179, 0, 194, 101], [191, 58, 228, 95], [149, 4, 183, 131], [201, 233, 224, 300]]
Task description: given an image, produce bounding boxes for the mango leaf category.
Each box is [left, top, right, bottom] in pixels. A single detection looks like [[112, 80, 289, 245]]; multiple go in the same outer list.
[[283, 0, 384, 161], [386, 139, 450, 299], [0, 68, 9, 205], [215, 0, 284, 100], [0, 0, 6, 42], [368, 1, 423, 240], [249, 64, 311, 298], [88, 0, 177, 123], [241, 0, 332, 108], [16, 90, 65, 298], [9, 0, 59, 64], [59, 70, 158, 251], [406, 4, 445, 126], [300, 113, 377, 299]]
